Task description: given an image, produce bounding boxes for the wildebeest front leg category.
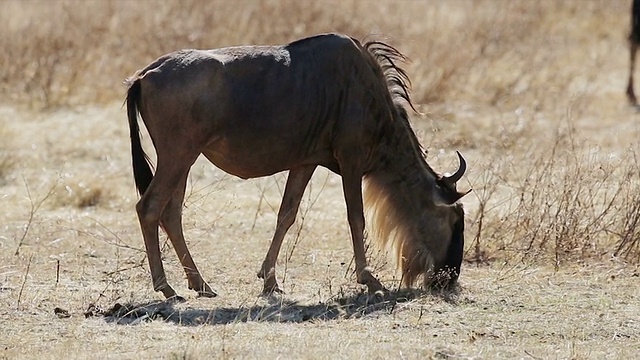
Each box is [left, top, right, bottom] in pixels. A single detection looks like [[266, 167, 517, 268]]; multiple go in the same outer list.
[[339, 165, 385, 294], [258, 165, 316, 295], [160, 175, 216, 298]]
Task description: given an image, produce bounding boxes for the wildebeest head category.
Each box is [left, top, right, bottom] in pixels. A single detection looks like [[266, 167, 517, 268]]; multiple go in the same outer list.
[[358, 41, 470, 290], [364, 149, 469, 290], [406, 154, 468, 290]]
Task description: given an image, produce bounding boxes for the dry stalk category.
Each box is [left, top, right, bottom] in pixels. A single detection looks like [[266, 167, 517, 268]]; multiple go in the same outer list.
[[14, 176, 57, 256], [16, 254, 34, 310], [613, 150, 640, 261], [282, 173, 329, 291], [493, 129, 638, 265], [285, 172, 330, 263], [468, 156, 502, 263]]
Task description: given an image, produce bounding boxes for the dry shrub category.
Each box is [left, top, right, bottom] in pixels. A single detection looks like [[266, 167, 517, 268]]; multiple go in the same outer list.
[[56, 182, 105, 209], [612, 156, 640, 263], [0, 1, 627, 110], [469, 120, 640, 265], [0, 0, 388, 108]]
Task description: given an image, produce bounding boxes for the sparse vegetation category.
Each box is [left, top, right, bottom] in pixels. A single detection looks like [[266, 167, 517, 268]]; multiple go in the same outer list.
[[466, 116, 640, 266], [0, 1, 638, 358]]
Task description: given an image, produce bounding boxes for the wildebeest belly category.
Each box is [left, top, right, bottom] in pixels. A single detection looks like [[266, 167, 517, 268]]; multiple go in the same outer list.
[[201, 133, 331, 179]]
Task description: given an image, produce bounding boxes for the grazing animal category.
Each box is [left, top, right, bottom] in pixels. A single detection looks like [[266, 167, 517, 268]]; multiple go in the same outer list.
[[125, 33, 469, 299], [627, 0, 640, 104]]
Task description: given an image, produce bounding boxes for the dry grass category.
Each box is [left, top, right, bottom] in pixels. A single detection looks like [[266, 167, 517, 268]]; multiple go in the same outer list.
[[1, 0, 640, 358]]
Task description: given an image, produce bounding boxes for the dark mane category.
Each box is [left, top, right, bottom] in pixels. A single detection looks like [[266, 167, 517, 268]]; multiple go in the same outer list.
[[362, 39, 432, 168], [363, 41, 417, 113]]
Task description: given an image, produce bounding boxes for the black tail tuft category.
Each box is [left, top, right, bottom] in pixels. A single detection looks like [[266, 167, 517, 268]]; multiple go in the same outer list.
[[126, 79, 154, 196]]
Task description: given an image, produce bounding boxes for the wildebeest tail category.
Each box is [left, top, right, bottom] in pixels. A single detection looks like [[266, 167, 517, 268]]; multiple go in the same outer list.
[[632, 0, 640, 43], [126, 78, 154, 196]]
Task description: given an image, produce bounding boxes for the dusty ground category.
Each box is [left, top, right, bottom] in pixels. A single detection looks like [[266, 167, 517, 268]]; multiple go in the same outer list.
[[1, 101, 638, 358], [2, 261, 639, 359], [1, 1, 640, 359]]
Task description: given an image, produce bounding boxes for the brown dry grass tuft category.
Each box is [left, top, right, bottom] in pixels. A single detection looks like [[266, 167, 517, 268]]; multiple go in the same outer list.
[[1, 1, 639, 358], [471, 126, 640, 265], [0, 1, 626, 111]]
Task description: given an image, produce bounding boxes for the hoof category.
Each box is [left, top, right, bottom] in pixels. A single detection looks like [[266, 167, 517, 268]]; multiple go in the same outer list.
[[364, 280, 385, 295], [261, 284, 284, 296], [197, 289, 218, 298], [366, 290, 386, 305], [373, 289, 387, 297], [158, 285, 178, 300], [191, 281, 217, 298], [167, 294, 187, 303]]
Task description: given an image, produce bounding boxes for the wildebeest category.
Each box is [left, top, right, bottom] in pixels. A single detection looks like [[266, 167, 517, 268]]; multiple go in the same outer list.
[[627, 0, 640, 104], [125, 33, 469, 299]]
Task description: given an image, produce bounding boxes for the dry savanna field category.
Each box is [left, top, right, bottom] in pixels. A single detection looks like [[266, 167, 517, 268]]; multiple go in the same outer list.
[[1, 0, 640, 358]]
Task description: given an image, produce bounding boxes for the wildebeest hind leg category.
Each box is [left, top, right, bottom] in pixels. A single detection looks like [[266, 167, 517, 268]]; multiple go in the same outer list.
[[160, 174, 217, 298], [257, 165, 316, 295], [136, 156, 197, 300]]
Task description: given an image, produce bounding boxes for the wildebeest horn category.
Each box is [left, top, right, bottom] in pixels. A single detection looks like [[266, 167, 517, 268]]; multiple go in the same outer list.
[[442, 151, 466, 185]]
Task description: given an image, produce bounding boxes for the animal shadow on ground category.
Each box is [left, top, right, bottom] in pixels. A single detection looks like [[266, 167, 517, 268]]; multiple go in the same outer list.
[[84, 287, 461, 326]]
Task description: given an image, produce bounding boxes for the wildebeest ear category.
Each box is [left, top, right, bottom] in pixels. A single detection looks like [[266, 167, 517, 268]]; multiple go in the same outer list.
[[458, 188, 472, 200], [435, 180, 471, 204]]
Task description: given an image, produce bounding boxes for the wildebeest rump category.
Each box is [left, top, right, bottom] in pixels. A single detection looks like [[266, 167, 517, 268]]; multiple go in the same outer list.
[[627, 0, 640, 104], [125, 33, 469, 299]]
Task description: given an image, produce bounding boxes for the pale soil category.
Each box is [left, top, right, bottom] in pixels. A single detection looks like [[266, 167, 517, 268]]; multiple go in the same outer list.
[[1, 258, 638, 359], [0, 101, 639, 359]]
